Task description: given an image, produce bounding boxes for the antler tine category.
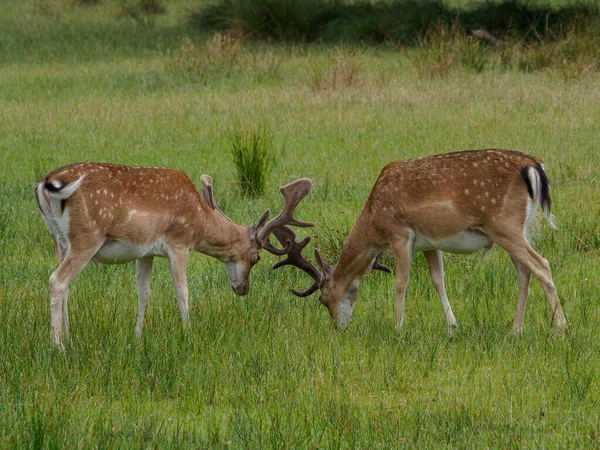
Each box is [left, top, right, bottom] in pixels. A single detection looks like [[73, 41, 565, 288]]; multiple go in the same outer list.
[[262, 238, 292, 256], [271, 226, 322, 297], [370, 252, 392, 273], [258, 178, 314, 253]]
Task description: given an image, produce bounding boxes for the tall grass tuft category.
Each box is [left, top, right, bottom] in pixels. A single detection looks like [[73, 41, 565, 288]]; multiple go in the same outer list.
[[306, 48, 364, 92], [228, 124, 275, 199], [457, 37, 489, 73], [314, 214, 347, 263], [169, 34, 241, 76]]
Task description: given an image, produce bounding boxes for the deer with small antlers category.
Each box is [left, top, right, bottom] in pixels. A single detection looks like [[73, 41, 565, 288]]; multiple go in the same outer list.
[[274, 149, 567, 334], [35, 162, 312, 347]]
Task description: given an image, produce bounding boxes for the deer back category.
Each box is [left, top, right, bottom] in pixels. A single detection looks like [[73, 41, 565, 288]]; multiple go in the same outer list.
[[38, 163, 212, 246], [365, 149, 544, 240]]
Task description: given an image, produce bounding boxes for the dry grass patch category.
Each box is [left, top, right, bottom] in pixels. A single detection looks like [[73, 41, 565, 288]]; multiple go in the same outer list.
[[169, 34, 242, 75], [306, 48, 364, 92]]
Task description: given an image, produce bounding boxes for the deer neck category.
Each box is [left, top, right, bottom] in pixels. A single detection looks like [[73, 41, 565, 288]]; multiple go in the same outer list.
[[193, 209, 248, 260], [333, 215, 380, 290]]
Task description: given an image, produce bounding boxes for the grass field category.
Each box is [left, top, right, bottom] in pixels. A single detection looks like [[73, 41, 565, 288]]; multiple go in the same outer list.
[[1, 1, 600, 448]]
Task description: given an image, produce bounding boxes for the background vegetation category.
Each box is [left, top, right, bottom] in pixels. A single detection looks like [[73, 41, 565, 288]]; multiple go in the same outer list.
[[190, 0, 600, 45], [1, 0, 599, 447]]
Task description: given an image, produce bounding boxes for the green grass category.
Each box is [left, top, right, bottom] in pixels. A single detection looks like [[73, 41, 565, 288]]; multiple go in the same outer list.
[[228, 123, 275, 198], [1, 1, 600, 448]]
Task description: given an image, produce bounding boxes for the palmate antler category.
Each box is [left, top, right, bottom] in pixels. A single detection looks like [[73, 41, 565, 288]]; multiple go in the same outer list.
[[271, 226, 322, 297], [257, 178, 390, 296], [270, 226, 391, 297], [370, 253, 392, 273], [257, 178, 314, 256]]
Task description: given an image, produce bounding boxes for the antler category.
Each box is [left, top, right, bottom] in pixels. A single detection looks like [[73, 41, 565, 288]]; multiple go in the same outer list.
[[258, 178, 314, 256], [371, 253, 392, 273], [271, 228, 390, 297], [271, 226, 322, 297]]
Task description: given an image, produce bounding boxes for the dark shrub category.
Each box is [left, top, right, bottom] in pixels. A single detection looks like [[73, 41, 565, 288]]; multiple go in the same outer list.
[[190, 0, 600, 45]]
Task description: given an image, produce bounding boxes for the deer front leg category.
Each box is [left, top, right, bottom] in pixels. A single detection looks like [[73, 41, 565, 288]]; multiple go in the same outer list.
[[424, 250, 458, 335], [391, 237, 412, 331], [168, 247, 190, 326], [135, 257, 153, 339]]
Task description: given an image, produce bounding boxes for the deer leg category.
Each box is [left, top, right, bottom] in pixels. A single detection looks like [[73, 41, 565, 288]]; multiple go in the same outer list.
[[135, 257, 153, 339], [510, 256, 531, 334], [53, 237, 72, 344], [524, 245, 566, 329], [168, 247, 190, 326], [424, 250, 458, 335], [391, 237, 412, 331], [49, 241, 102, 348], [487, 230, 566, 330]]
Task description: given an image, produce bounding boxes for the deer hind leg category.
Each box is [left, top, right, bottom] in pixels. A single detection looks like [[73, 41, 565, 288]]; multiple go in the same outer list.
[[424, 250, 458, 335], [487, 228, 566, 331], [391, 236, 412, 331], [167, 247, 190, 326], [49, 239, 102, 347], [135, 257, 153, 339], [524, 245, 566, 329], [52, 236, 72, 343], [510, 256, 531, 334]]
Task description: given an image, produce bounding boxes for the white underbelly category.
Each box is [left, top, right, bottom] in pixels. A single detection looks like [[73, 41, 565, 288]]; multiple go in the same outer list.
[[413, 230, 492, 254], [93, 238, 168, 264]]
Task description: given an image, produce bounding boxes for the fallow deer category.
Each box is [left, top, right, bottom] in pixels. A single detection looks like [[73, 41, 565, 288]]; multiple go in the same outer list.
[[35, 163, 313, 347], [274, 149, 567, 334]]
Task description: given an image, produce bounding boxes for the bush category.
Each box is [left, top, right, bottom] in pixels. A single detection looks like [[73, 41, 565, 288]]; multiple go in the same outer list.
[[190, 0, 600, 45], [228, 124, 275, 199], [189, 0, 332, 41]]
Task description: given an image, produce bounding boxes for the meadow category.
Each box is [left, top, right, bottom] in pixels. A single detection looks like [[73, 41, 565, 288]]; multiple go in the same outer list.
[[1, 1, 600, 447]]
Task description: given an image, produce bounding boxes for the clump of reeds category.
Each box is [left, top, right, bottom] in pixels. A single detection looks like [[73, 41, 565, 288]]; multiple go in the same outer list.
[[228, 124, 275, 199]]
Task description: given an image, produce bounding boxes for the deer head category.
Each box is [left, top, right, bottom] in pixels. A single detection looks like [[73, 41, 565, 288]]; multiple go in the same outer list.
[[270, 226, 389, 328], [199, 175, 313, 295]]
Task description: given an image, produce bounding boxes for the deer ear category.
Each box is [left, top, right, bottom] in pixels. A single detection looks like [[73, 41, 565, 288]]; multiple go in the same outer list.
[[250, 209, 270, 240], [314, 248, 332, 278], [200, 174, 232, 221], [200, 175, 218, 211]]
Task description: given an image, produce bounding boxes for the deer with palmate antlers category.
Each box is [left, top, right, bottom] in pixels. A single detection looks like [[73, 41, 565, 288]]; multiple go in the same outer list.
[[274, 149, 567, 334], [35, 162, 313, 347]]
